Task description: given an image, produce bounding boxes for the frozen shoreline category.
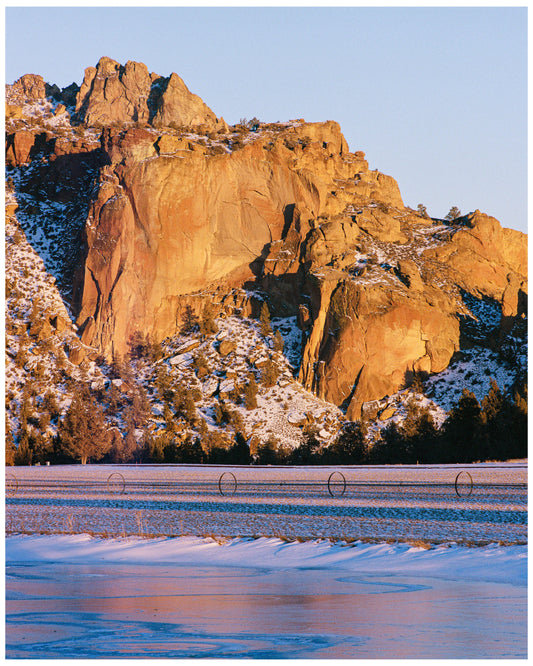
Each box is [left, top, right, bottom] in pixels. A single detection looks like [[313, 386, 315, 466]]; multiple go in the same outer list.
[[6, 533, 527, 587]]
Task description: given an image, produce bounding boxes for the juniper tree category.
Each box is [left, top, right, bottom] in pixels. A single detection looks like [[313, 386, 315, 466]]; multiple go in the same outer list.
[[273, 329, 284, 353], [417, 203, 429, 218], [181, 304, 198, 334], [326, 421, 368, 464], [58, 386, 111, 464], [259, 302, 272, 337], [243, 372, 258, 410], [14, 430, 32, 466], [442, 389, 485, 462], [5, 423, 16, 466], [227, 431, 250, 464], [199, 302, 218, 336], [445, 206, 461, 221], [261, 358, 280, 388]]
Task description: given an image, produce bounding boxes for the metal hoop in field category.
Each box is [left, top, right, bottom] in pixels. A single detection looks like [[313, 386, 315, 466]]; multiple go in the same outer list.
[[218, 472, 237, 496], [454, 471, 473, 497], [327, 471, 346, 497], [107, 472, 126, 494], [6, 473, 18, 495]]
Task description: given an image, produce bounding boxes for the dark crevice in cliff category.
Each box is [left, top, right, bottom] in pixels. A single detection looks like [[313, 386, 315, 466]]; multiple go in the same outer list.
[[7, 148, 103, 306]]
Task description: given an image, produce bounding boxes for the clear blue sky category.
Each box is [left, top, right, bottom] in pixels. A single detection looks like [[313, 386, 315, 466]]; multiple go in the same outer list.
[[5, 6, 527, 233]]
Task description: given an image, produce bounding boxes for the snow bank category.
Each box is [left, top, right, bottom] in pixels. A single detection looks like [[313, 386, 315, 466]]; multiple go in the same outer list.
[[6, 534, 526, 587]]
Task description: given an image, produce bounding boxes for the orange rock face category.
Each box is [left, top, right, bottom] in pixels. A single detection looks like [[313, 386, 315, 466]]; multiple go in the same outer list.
[[74, 57, 222, 130], [6, 59, 527, 419], [73, 117, 412, 359], [6, 130, 35, 166]]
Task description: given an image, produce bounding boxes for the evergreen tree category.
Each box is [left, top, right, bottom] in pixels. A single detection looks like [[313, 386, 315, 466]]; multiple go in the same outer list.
[[14, 431, 32, 466], [370, 421, 409, 464], [131, 384, 151, 427], [30, 431, 53, 464], [192, 351, 210, 379], [481, 379, 506, 460], [261, 358, 280, 388], [181, 305, 199, 334], [174, 386, 196, 423], [273, 328, 284, 353], [255, 436, 280, 464], [122, 409, 138, 462], [259, 302, 272, 337], [227, 431, 250, 464], [445, 206, 461, 221], [58, 386, 111, 464], [5, 422, 16, 466], [417, 203, 429, 218], [289, 427, 321, 464], [327, 421, 368, 464], [442, 389, 486, 462], [243, 373, 258, 410], [42, 389, 61, 423], [110, 352, 124, 379], [199, 302, 218, 336]]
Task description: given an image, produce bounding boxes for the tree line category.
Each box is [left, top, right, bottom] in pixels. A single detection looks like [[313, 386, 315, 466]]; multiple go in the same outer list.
[[7, 376, 527, 467]]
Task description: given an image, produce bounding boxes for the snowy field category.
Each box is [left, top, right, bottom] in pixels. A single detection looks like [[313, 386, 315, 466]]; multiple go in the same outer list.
[[6, 463, 527, 658], [6, 462, 527, 544]]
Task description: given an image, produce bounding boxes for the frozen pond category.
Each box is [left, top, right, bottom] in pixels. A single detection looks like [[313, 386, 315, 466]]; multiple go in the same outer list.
[[5, 536, 527, 659]]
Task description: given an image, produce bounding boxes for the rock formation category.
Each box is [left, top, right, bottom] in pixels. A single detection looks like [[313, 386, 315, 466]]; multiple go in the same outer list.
[[5, 58, 528, 421]]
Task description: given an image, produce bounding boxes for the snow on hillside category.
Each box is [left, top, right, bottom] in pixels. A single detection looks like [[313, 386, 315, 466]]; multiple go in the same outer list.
[[138, 314, 344, 448], [5, 200, 105, 437]]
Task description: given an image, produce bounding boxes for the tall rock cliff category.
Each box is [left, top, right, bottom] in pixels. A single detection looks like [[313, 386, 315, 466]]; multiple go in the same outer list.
[[5, 58, 527, 422]]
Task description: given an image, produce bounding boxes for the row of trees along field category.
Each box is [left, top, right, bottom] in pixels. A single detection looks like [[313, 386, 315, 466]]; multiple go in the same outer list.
[[6, 378, 527, 466]]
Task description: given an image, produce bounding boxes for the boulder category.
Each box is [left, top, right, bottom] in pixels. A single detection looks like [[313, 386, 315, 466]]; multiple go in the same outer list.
[[379, 407, 396, 421], [67, 344, 86, 366], [6, 130, 35, 166], [218, 339, 236, 356]]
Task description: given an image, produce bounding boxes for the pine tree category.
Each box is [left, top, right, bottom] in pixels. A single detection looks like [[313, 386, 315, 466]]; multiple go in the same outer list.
[[442, 389, 486, 462], [181, 305, 198, 334], [445, 206, 461, 221], [259, 302, 272, 337], [261, 358, 280, 388], [122, 408, 138, 462], [370, 421, 408, 464], [58, 386, 111, 464], [131, 384, 151, 427], [255, 436, 280, 464], [5, 422, 16, 466], [227, 431, 250, 464], [329, 421, 368, 464], [14, 431, 32, 466], [273, 329, 284, 353], [174, 386, 197, 423], [417, 203, 429, 218], [42, 389, 61, 422], [199, 302, 218, 336], [243, 373, 258, 410], [192, 351, 210, 378]]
